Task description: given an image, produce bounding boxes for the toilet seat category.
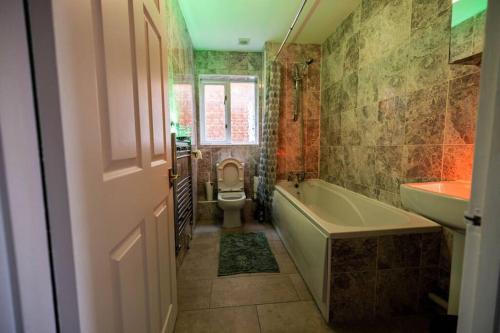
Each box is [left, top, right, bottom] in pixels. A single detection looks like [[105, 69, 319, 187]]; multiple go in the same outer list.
[[218, 191, 246, 201], [216, 158, 246, 228], [216, 158, 244, 192]]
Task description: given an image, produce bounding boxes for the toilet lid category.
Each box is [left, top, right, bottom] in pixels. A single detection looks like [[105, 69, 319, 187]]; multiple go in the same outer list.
[[217, 158, 244, 192]]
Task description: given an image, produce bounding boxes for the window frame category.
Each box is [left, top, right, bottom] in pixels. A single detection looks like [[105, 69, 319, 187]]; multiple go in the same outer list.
[[199, 74, 259, 146]]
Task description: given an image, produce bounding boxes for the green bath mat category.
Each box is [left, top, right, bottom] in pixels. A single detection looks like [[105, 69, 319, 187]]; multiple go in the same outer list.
[[218, 232, 280, 276]]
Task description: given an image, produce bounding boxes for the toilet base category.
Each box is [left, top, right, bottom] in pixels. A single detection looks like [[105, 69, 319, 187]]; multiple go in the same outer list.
[[223, 209, 242, 228]]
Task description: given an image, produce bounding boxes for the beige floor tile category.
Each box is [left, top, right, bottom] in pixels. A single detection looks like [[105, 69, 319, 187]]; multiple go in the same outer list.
[[289, 274, 313, 301], [178, 252, 218, 281], [275, 253, 297, 274], [193, 224, 221, 237], [210, 275, 299, 307], [242, 221, 272, 232], [268, 240, 287, 255], [175, 306, 260, 333], [188, 236, 219, 255], [263, 228, 280, 241], [175, 309, 211, 333], [208, 306, 260, 333], [178, 279, 212, 311], [257, 301, 333, 333]]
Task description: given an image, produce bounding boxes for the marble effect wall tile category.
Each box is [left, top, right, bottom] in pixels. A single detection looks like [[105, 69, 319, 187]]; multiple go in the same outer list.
[[375, 146, 403, 193], [411, 0, 451, 31], [450, 10, 486, 63], [472, 11, 486, 54], [442, 144, 474, 180], [402, 145, 443, 179], [359, 0, 412, 68], [377, 96, 406, 146], [327, 146, 345, 186], [377, 234, 422, 269], [329, 231, 441, 323], [444, 73, 479, 144], [331, 237, 377, 272], [330, 271, 376, 322], [319, 0, 478, 212], [375, 268, 420, 317], [405, 83, 447, 145]]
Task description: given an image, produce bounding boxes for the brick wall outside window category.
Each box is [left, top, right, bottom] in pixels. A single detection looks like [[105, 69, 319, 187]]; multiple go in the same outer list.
[[204, 85, 226, 142], [231, 82, 255, 143], [173, 83, 194, 136]]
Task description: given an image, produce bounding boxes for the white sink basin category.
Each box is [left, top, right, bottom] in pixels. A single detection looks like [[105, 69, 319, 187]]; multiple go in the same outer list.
[[400, 181, 471, 230]]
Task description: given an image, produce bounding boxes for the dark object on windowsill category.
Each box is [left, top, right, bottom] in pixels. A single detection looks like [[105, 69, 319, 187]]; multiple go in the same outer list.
[[430, 315, 458, 333]]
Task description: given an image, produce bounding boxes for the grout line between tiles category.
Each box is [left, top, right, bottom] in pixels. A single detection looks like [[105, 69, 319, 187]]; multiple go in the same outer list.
[[287, 274, 302, 301], [210, 299, 313, 311], [255, 304, 263, 333]]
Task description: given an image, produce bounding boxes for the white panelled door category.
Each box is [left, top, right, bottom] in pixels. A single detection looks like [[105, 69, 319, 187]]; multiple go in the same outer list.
[[51, 0, 176, 331]]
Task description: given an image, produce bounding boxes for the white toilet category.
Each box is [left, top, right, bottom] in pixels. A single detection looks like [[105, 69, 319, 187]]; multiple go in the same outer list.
[[216, 158, 246, 228]]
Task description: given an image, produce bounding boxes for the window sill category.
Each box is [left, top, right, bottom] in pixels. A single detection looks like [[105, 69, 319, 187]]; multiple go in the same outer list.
[[198, 143, 260, 148]]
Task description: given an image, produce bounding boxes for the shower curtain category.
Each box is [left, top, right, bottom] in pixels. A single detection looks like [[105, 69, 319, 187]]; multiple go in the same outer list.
[[257, 61, 282, 222]]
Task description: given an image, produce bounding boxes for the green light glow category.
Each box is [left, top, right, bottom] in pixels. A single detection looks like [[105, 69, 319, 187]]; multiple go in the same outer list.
[[452, 0, 488, 27]]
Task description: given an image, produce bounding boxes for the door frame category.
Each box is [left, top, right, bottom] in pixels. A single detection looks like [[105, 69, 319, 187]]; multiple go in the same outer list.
[[458, 0, 500, 331], [24, 0, 82, 331], [0, 0, 59, 331]]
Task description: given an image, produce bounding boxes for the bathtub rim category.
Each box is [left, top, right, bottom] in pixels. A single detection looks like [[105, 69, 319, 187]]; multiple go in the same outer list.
[[274, 179, 441, 239]]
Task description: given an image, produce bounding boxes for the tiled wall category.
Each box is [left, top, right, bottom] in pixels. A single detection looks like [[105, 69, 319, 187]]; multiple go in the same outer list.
[[450, 9, 486, 63], [319, 0, 480, 208], [194, 51, 263, 203], [264, 43, 322, 180], [329, 231, 442, 323], [166, 0, 196, 134], [165, 0, 196, 265]]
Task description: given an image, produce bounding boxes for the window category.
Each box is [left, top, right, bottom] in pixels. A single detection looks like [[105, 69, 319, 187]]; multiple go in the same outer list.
[[171, 82, 194, 137], [199, 75, 258, 145]]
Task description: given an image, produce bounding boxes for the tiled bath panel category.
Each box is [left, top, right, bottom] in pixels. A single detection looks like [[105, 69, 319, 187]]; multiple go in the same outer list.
[[319, 0, 480, 208], [329, 231, 442, 323]]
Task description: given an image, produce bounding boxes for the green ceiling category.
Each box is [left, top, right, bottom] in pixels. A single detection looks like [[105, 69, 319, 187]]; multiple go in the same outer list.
[[452, 0, 488, 27]]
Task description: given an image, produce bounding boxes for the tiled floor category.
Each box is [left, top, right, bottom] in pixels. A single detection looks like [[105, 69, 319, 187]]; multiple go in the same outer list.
[[175, 220, 431, 333]]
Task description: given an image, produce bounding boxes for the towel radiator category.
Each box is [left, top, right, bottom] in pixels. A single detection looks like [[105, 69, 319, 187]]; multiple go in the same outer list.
[[172, 134, 193, 255]]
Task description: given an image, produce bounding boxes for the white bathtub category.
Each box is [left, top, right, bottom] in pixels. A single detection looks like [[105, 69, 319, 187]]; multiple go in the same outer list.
[[272, 179, 440, 321]]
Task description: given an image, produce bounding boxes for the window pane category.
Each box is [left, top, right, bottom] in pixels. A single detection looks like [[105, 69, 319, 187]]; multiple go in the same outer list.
[[204, 84, 226, 142], [230, 82, 256, 144]]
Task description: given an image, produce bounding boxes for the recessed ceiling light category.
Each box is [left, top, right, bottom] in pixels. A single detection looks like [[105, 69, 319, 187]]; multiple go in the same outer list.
[[238, 38, 250, 45]]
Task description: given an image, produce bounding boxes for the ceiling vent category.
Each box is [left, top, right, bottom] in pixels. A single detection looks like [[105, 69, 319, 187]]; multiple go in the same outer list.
[[238, 38, 250, 45]]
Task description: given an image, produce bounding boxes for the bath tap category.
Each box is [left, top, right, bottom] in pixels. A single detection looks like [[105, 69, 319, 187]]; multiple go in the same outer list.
[[296, 172, 305, 183], [288, 172, 305, 188]]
